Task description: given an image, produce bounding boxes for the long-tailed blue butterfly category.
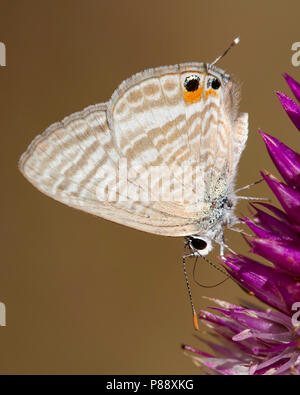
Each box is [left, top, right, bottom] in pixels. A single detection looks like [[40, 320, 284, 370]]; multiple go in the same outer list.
[[19, 38, 248, 328]]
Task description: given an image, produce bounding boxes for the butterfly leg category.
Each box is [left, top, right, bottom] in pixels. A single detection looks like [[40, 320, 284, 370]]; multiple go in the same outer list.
[[233, 178, 264, 194], [223, 243, 236, 254], [217, 239, 236, 256], [236, 196, 269, 201], [220, 243, 225, 257], [228, 225, 252, 237]]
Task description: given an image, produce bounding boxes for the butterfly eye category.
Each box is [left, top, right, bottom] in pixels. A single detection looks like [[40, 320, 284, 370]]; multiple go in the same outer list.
[[184, 75, 200, 92], [211, 78, 221, 90], [191, 238, 207, 251]]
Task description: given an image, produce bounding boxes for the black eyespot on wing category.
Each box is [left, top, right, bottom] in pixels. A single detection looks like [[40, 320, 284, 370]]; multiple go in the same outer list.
[[191, 238, 207, 250], [184, 75, 200, 92], [211, 78, 221, 90]]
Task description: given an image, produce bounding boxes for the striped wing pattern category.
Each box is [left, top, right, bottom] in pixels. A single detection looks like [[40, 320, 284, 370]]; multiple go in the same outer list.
[[19, 63, 247, 236]]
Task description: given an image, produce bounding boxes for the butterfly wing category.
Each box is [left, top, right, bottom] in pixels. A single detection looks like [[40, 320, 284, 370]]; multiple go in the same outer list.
[[19, 63, 246, 236], [198, 75, 248, 201], [19, 102, 201, 236], [108, 64, 246, 217]]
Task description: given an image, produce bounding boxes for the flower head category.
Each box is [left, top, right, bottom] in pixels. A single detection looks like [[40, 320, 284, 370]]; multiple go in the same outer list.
[[183, 73, 300, 375], [185, 298, 300, 375]]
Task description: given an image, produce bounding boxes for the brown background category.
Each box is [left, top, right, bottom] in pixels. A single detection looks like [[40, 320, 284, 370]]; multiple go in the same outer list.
[[0, 0, 299, 374]]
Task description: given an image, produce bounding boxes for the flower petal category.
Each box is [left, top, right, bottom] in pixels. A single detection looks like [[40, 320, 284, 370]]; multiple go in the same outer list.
[[253, 202, 291, 224], [250, 206, 300, 241], [223, 255, 300, 315], [283, 73, 300, 103], [190, 355, 251, 375], [260, 131, 300, 189], [276, 91, 300, 131], [250, 237, 300, 276], [243, 217, 282, 240], [212, 307, 289, 335], [262, 173, 300, 225], [182, 345, 213, 358]]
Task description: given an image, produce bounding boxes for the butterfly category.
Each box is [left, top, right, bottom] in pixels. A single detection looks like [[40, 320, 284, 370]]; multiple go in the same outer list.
[[19, 38, 248, 329]]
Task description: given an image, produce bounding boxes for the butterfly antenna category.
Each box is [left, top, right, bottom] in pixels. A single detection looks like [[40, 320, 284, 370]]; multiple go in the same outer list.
[[182, 253, 199, 331], [210, 37, 240, 67], [194, 256, 231, 287], [182, 247, 255, 329], [198, 255, 256, 296]]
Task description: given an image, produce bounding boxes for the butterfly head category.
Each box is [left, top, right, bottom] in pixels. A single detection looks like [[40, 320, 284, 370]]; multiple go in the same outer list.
[[181, 37, 240, 104], [186, 235, 213, 256]]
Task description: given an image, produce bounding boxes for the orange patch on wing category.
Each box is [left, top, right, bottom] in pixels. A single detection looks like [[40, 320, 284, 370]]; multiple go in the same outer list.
[[183, 87, 203, 103], [204, 88, 218, 99]]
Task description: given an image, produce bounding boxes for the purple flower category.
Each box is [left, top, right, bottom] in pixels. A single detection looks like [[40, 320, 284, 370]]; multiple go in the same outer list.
[[184, 298, 300, 375], [183, 74, 300, 375]]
